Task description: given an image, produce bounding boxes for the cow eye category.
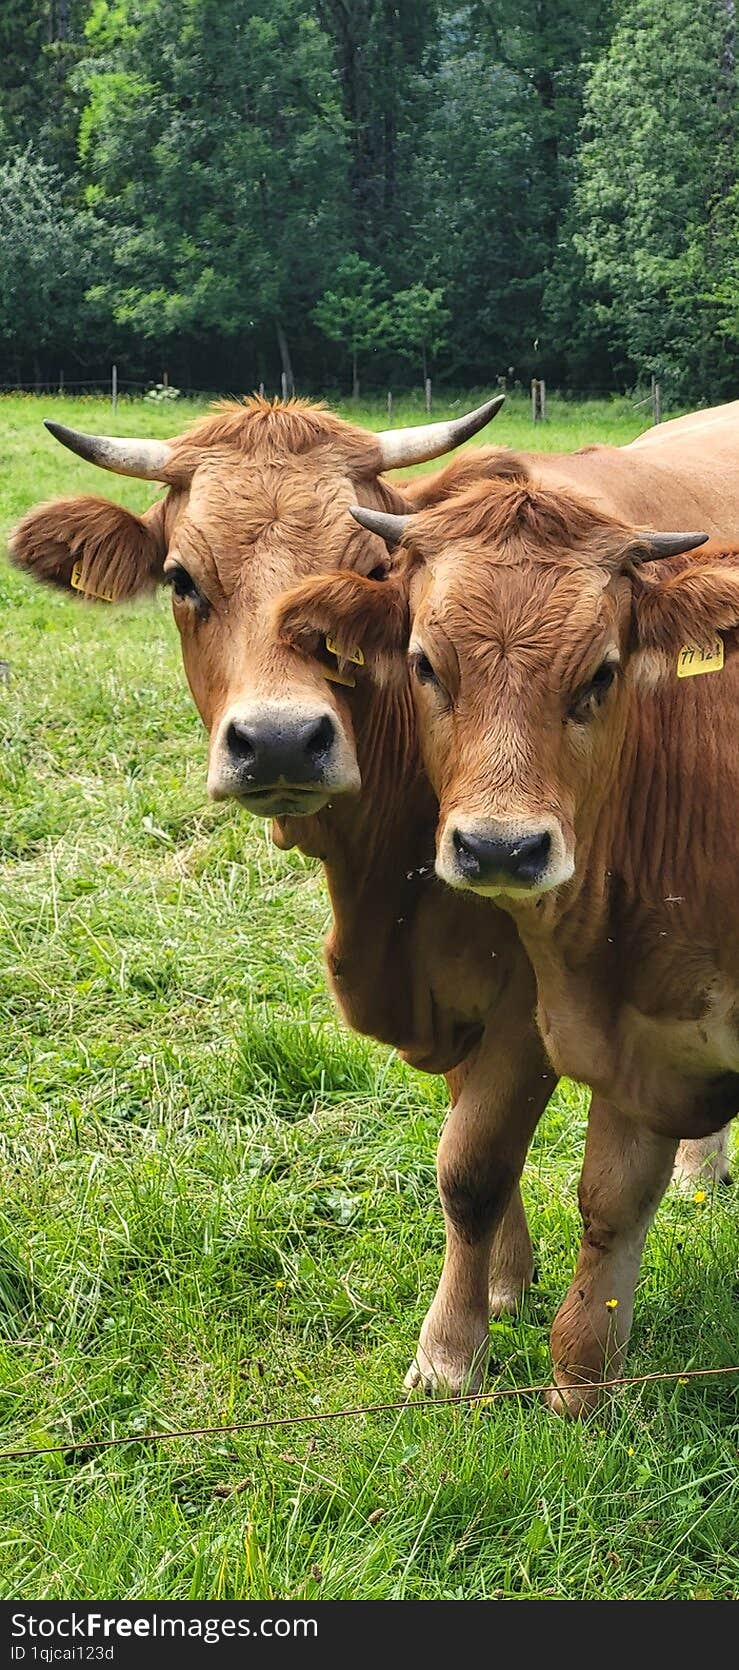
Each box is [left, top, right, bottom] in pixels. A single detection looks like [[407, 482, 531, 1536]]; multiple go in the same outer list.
[[164, 563, 202, 606], [569, 658, 618, 720], [410, 650, 441, 689]]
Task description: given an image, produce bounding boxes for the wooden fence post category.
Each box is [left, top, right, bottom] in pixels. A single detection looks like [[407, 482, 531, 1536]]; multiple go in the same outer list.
[[59, 369, 64, 396], [387, 391, 393, 421], [258, 382, 265, 398], [162, 369, 169, 388], [281, 372, 288, 402], [425, 377, 432, 414], [112, 364, 118, 415], [530, 378, 547, 422], [651, 376, 661, 425]]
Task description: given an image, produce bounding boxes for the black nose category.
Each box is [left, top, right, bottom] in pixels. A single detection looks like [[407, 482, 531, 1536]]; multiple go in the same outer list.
[[452, 827, 551, 885], [226, 712, 336, 787]]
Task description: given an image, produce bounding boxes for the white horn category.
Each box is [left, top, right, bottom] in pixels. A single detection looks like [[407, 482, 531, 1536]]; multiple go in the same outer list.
[[350, 506, 413, 546], [376, 393, 504, 470], [44, 420, 174, 482]]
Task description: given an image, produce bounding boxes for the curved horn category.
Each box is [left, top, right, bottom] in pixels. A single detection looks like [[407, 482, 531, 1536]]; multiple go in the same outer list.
[[44, 420, 174, 482], [376, 393, 504, 471], [633, 531, 709, 563], [350, 505, 413, 547]]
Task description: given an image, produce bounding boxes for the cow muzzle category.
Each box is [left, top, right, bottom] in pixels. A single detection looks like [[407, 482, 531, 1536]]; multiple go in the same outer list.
[[437, 814, 574, 897], [208, 700, 361, 816]]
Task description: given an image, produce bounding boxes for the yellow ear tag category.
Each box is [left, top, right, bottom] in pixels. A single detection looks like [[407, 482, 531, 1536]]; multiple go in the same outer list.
[[324, 636, 363, 687], [676, 637, 724, 678], [326, 636, 364, 667], [69, 559, 116, 604]]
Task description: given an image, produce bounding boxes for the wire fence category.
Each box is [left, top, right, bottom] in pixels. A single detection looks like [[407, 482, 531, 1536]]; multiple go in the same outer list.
[[2, 1361, 738, 1464], [0, 375, 670, 414], [0, 377, 191, 396], [0, 377, 152, 392]]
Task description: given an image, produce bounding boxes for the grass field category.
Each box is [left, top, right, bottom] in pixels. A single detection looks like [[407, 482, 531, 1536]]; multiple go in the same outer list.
[[1, 392, 738, 1601]]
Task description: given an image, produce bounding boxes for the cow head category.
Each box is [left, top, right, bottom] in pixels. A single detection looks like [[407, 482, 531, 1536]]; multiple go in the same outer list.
[[8, 395, 502, 820], [276, 484, 731, 911]]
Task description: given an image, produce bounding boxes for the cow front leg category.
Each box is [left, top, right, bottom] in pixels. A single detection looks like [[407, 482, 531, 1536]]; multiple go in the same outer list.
[[548, 1097, 677, 1417], [405, 1001, 555, 1397]]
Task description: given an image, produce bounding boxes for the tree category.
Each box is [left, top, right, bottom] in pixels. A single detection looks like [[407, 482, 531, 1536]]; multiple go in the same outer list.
[[391, 283, 450, 385], [704, 185, 739, 342], [316, 0, 440, 268], [402, 1, 616, 383], [575, 0, 739, 397], [0, 1, 90, 170], [78, 0, 349, 383], [0, 0, 735, 397], [313, 255, 391, 395], [0, 146, 106, 380]]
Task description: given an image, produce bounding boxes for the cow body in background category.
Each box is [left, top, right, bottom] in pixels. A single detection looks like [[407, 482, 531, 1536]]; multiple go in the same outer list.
[[409, 397, 739, 535]]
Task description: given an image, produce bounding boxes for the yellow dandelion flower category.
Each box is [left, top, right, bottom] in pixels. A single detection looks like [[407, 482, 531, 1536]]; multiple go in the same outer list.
[[678, 1375, 689, 1385], [275, 1279, 285, 1289], [693, 1189, 707, 1205], [627, 1447, 634, 1457], [605, 1297, 619, 1310]]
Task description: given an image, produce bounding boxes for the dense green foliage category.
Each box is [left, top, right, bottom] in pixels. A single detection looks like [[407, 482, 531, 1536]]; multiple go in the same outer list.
[[576, 0, 738, 395], [1, 396, 739, 1600], [0, 3, 736, 398]]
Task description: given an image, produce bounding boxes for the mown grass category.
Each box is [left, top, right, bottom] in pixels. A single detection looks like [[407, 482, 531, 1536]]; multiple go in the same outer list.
[[0, 393, 738, 1601]]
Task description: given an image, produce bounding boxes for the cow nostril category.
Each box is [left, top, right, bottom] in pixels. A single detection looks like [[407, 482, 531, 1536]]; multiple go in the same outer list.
[[515, 830, 551, 879], [305, 714, 335, 760], [224, 711, 336, 789], [452, 827, 482, 876], [226, 721, 256, 767], [451, 826, 553, 884]]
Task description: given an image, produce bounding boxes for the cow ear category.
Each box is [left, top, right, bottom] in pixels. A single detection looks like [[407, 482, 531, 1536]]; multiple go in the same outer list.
[[632, 550, 739, 657], [8, 495, 167, 602], [274, 571, 410, 688]]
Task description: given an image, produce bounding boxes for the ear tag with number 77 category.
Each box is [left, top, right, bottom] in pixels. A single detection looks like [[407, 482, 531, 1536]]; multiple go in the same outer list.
[[676, 638, 724, 678]]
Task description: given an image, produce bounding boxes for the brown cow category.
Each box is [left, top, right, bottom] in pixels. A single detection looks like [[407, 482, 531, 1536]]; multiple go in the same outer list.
[[289, 476, 739, 1410], [8, 398, 734, 1398], [9, 396, 558, 1396]]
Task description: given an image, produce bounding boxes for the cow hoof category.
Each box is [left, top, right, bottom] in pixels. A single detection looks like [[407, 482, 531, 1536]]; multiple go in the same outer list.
[[403, 1340, 487, 1399], [545, 1376, 603, 1419]]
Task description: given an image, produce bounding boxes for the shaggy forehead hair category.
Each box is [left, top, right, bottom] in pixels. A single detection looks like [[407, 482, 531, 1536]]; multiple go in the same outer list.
[[169, 398, 398, 594], [406, 477, 635, 573], [166, 395, 385, 480]]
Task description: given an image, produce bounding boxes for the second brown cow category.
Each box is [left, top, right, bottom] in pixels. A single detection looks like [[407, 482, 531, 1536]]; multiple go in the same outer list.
[[278, 474, 739, 1409]]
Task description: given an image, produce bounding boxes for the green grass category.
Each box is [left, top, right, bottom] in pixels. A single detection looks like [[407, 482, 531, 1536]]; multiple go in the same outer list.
[[1, 393, 738, 1601]]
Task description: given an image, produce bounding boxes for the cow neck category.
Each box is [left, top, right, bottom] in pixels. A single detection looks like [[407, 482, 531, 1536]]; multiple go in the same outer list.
[[282, 669, 435, 922], [510, 659, 727, 981], [551, 669, 731, 960], [605, 668, 736, 929]]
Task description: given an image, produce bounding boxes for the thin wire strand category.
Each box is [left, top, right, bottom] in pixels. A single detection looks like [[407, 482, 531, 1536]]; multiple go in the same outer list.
[[2, 1362, 737, 1463]]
